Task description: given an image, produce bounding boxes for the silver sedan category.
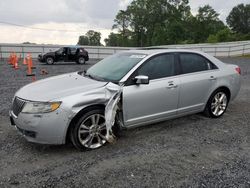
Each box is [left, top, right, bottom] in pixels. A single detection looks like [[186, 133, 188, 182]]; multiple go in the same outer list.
[[9, 49, 241, 150]]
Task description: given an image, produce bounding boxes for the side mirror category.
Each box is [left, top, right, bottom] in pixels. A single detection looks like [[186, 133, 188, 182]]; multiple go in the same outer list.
[[134, 75, 149, 85]]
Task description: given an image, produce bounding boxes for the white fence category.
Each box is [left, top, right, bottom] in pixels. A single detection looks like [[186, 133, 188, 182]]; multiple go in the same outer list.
[[0, 40, 249, 60], [156, 40, 250, 57]]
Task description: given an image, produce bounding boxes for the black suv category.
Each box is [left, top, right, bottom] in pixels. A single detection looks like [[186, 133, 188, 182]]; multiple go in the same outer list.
[[38, 46, 89, 65]]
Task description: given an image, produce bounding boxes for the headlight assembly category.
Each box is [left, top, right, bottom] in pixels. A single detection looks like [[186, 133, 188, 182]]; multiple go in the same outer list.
[[22, 101, 61, 114]]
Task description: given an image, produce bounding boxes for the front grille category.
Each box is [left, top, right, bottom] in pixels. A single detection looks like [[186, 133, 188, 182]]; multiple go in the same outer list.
[[12, 97, 26, 116]]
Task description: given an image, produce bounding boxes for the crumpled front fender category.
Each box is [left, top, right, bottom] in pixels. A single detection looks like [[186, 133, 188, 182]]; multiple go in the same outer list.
[[63, 82, 123, 143]]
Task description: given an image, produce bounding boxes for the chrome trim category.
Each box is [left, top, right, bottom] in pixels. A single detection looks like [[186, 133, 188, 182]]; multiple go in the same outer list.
[[12, 97, 26, 117]]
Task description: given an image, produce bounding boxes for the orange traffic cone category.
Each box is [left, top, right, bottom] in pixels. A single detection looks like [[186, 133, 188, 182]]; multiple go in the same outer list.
[[8, 54, 12, 65], [30, 54, 36, 69], [23, 56, 27, 65], [12, 53, 17, 68], [26, 55, 34, 76], [26, 55, 36, 82], [14, 55, 19, 69], [9, 53, 14, 66]]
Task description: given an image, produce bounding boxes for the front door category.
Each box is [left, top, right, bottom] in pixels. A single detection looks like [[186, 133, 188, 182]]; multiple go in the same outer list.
[[122, 53, 180, 127]]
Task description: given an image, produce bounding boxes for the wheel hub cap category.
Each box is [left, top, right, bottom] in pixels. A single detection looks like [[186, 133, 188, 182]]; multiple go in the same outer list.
[[78, 114, 107, 149], [211, 92, 227, 116]]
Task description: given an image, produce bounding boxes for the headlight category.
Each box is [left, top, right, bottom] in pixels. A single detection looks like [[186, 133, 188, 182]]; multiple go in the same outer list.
[[22, 101, 61, 114]]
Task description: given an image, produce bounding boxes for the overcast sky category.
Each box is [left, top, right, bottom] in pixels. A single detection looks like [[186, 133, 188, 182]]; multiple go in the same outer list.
[[0, 0, 249, 45]]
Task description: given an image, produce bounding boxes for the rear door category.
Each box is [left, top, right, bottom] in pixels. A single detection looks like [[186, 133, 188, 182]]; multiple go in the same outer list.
[[123, 53, 180, 127], [63, 47, 70, 62], [68, 47, 77, 61], [177, 53, 219, 114]]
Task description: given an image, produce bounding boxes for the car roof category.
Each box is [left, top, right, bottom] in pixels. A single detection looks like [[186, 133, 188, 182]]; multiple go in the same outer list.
[[63, 45, 83, 48], [127, 48, 206, 56], [125, 48, 225, 69]]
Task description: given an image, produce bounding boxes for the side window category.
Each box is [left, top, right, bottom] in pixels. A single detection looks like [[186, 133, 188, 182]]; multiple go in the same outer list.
[[70, 48, 77, 55], [138, 54, 175, 80], [63, 47, 67, 54], [180, 53, 215, 74]]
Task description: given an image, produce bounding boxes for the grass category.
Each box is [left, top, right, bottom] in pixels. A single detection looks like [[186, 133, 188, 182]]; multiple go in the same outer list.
[[241, 54, 250, 58]]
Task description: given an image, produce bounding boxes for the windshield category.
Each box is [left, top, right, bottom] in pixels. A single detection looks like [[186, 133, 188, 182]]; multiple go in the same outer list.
[[86, 52, 147, 82], [56, 47, 64, 54]]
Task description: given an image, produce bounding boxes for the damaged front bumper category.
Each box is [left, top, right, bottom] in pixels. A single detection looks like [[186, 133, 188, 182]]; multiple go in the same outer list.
[[9, 109, 71, 145], [9, 81, 124, 146]]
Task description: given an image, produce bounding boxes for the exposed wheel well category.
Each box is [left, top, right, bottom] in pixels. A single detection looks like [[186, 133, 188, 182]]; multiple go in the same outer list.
[[65, 104, 105, 144], [46, 56, 54, 60], [216, 86, 231, 101], [205, 86, 231, 109]]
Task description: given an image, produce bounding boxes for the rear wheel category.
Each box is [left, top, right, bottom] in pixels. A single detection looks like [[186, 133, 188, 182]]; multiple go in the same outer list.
[[77, 57, 85, 64], [46, 57, 54, 65], [70, 109, 107, 150], [204, 89, 229, 118]]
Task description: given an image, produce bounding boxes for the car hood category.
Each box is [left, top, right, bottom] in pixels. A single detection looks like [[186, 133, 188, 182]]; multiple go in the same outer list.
[[15, 72, 108, 101], [44, 52, 55, 56]]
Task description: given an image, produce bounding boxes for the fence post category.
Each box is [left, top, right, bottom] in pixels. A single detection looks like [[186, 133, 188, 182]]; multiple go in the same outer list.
[[228, 46, 231, 57], [22, 46, 24, 59], [0, 45, 2, 61], [97, 47, 100, 59], [243, 44, 246, 56]]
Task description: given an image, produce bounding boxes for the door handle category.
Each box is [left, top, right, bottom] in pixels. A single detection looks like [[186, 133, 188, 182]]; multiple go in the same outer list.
[[209, 76, 217, 81], [167, 83, 178, 89]]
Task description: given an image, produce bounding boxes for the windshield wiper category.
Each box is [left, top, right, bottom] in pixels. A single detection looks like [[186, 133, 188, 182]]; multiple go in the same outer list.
[[85, 73, 106, 82], [85, 73, 95, 79], [78, 70, 86, 76]]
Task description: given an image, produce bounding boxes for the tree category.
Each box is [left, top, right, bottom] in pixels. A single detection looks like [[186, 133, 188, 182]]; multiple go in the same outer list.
[[207, 34, 217, 43], [126, 0, 148, 47], [108, 0, 230, 46], [226, 4, 250, 34], [77, 30, 102, 46], [77, 35, 89, 45], [125, 0, 192, 46], [86, 30, 102, 46], [194, 5, 225, 43], [112, 10, 131, 46], [104, 32, 122, 46], [207, 28, 233, 43], [216, 28, 232, 42]]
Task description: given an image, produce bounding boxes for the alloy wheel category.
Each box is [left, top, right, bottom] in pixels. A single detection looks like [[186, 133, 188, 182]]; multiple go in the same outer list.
[[46, 57, 54, 65], [211, 91, 228, 117], [78, 114, 107, 149]]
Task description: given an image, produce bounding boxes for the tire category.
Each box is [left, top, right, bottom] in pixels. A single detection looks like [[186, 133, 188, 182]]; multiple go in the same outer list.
[[204, 89, 229, 118], [70, 109, 108, 150], [46, 57, 54, 65], [77, 57, 86, 64]]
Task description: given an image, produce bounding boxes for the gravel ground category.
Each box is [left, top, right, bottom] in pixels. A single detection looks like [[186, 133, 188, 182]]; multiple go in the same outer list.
[[0, 57, 250, 187]]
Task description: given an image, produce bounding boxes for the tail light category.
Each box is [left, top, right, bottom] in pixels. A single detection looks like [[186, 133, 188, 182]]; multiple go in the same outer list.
[[235, 67, 241, 75]]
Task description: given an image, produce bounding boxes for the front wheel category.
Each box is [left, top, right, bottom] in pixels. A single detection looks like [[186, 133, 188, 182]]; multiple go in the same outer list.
[[204, 90, 229, 118], [70, 109, 107, 150], [46, 57, 54, 65]]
